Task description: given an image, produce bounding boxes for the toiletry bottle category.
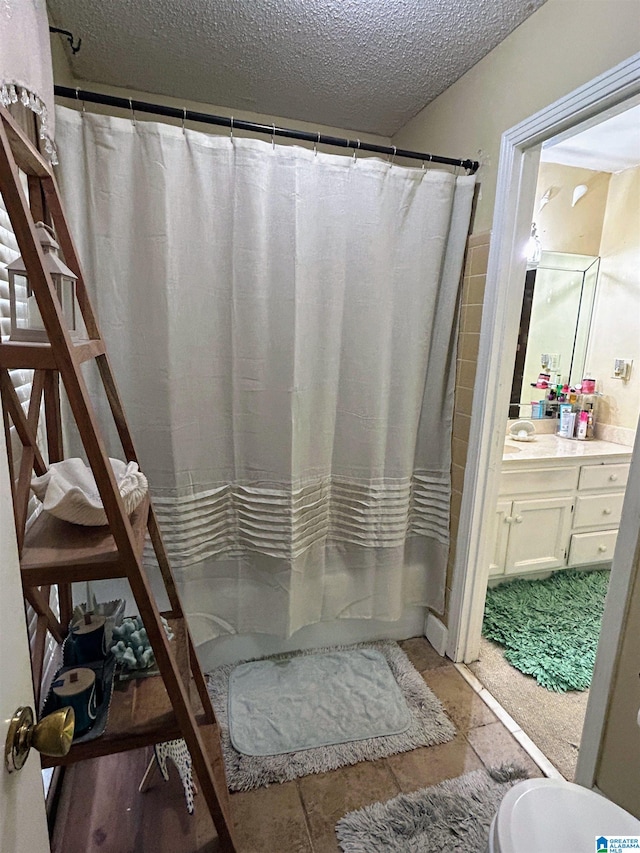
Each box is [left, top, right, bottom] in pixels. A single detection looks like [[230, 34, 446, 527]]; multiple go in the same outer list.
[[559, 405, 572, 437], [555, 376, 563, 401], [576, 410, 589, 440], [586, 405, 595, 439], [569, 387, 577, 404]]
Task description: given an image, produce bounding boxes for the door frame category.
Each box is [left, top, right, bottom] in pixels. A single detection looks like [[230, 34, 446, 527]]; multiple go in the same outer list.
[[446, 51, 640, 790]]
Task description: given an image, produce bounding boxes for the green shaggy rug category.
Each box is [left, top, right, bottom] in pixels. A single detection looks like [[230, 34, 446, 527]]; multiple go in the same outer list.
[[482, 570, 610, 692]]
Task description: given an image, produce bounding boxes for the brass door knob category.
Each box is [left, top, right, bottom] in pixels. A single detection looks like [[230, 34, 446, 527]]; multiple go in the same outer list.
[[5, 706, 75, 773]]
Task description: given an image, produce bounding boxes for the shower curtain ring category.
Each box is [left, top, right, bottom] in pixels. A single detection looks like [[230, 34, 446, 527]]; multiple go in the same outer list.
[[388, 145, 396, 168], [272, 123, 276, 150], [314, 132, 320, 157], [181, 108, 186, 134], [353, 139, 361, 161], [230, 116, 234, 140], [75, 87, 85, 114], [129, 98, 136, 126]]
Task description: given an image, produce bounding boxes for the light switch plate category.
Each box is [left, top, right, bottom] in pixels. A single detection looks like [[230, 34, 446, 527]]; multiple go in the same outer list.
[[612, 359, 633, 380]]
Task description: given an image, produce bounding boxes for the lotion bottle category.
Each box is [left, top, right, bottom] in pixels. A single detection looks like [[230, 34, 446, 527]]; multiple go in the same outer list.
[[576, 410, 589, 440]]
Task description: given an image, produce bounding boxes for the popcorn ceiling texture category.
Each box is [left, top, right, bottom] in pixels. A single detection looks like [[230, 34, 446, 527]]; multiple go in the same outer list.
[[48, 0, 547, 136]]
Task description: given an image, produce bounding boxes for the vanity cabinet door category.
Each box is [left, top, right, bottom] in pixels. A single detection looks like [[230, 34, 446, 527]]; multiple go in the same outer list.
[[504, 496, 573, 575], [488, 500, 512, 577]]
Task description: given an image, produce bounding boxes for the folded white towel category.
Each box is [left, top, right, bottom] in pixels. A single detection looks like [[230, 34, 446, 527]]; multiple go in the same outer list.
[[31, 457, 148, 526]]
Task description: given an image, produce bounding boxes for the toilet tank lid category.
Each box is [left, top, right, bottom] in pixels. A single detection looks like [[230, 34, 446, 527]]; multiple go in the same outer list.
[[495, 779, 640, 853]]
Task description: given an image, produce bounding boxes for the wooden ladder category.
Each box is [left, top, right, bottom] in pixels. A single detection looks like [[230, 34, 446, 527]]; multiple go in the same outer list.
[[0, 105, 237, 852]]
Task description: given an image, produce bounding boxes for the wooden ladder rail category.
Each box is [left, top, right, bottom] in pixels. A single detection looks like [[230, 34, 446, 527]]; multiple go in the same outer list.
[[0, 106, 236, 850]]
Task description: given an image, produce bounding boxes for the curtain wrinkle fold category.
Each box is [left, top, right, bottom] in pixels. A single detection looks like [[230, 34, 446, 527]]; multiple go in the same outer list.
[[55, 106, 475, 641]]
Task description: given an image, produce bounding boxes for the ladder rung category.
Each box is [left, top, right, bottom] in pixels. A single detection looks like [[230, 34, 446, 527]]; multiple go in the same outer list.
[[0, 338, 105, 370], [20, 494, 150, 584], [0, 106, 52, 178], [40, 616, 208, 766]]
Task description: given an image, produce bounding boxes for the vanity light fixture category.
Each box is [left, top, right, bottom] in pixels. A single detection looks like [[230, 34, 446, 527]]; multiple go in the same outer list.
[[538, 187, 557, 213], [571, 184, 588, 207]]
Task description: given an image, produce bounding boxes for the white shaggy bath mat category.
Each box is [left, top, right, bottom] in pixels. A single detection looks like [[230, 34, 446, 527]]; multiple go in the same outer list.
[[335, 764, 530, 852], [207, 640, 456, 791]]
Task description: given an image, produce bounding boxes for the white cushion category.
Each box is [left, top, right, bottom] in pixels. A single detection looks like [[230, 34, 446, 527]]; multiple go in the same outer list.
[[31, 458, 148, 526]]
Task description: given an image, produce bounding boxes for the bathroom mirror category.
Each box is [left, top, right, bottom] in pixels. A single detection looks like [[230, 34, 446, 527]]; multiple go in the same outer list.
[[509, 251, 600, 419]]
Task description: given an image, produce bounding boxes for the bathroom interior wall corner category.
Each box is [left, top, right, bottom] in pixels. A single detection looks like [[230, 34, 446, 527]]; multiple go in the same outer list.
[[597, 539, 640, 818], [50, 28, 75, 87], [534, 162, 610, 257], [391, 0, 640, 234], [585, 165, 640, 433], [49, 42, 391, 150]]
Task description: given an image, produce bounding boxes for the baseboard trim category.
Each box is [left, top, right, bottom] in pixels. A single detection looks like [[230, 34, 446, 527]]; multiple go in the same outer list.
[[425, 612, 449, 657]]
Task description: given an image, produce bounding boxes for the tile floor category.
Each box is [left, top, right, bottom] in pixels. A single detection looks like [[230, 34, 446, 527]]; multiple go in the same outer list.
[[52, 637, 544, 853], [232, 639, 542, 853]]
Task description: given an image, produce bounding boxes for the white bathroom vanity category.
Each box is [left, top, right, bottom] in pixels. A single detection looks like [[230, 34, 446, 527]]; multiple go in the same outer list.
[[488, 434, 632, 578]]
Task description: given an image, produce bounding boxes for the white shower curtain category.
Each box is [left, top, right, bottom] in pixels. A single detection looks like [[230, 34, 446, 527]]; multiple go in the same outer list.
[[54, 106, 475, 644]]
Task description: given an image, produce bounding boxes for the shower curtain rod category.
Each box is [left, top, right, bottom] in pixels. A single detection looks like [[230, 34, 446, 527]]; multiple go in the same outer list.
[[54, 86, 479, 174]]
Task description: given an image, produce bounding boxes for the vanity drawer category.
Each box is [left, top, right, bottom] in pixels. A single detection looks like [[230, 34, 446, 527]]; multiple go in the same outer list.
[[567, 529, 618, 566], [578, 463, 630, 491], [573, 493, 625, 529], [499, 466, 578, 497]]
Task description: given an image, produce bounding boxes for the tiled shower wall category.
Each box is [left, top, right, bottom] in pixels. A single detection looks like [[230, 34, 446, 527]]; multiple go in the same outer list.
[[443, 231, 490, 624]]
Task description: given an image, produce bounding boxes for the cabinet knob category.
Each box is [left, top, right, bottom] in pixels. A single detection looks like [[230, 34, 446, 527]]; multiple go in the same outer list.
[[609, 474, 618, 481], [505, 516, 513, 524], [598, 544, 607, 553], [603, 508, 612, 515], [515, 515, 523, 524]]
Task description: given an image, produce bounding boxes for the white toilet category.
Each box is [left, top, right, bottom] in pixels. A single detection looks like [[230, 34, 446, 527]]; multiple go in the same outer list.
[[487, 777, 640, 852]]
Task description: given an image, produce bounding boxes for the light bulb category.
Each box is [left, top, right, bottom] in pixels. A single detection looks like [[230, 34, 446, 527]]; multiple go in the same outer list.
[[526, 223, 542, 268]]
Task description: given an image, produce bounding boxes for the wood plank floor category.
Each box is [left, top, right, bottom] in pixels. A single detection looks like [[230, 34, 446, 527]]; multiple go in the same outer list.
[[51, 638, 542, 853]]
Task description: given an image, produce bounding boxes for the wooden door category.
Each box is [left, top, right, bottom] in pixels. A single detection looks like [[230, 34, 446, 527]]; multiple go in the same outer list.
[[0, 430, 50, 852]]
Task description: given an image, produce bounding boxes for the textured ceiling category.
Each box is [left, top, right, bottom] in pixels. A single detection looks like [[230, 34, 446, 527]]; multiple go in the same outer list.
[[48, 0, 547, 136]]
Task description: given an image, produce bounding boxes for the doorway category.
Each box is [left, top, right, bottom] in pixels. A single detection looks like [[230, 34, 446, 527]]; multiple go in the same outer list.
[[445, 53, 640, 790], [471, 102, 640, 780]]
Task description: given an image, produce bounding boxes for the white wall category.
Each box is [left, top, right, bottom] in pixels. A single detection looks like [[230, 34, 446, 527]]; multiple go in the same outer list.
[[586, 166, 640, 434], [597, 532, 640, 816], [530, 160, 640, 438], [392, 0, 640, 233], [535, 162, 609, 256]]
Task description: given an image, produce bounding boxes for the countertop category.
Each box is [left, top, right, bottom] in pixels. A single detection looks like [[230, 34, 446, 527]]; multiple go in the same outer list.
[[502, 432, 633, 462]]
